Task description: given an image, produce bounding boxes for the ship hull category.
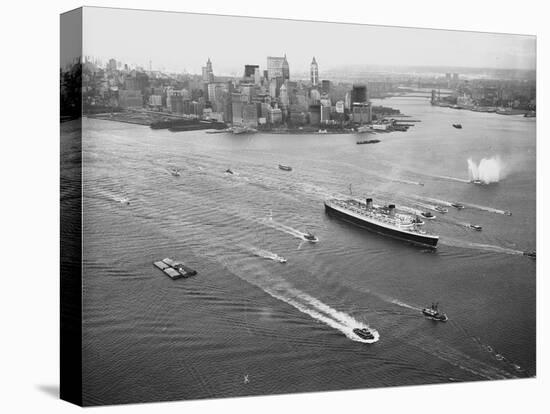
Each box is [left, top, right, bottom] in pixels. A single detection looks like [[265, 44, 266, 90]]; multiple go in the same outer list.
[[325, 202, 438, 248]]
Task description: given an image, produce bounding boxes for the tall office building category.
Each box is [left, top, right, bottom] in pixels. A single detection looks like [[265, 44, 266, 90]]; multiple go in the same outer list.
[[253, 67, 261, 85], [242, 103, 259, 127], [282, 55, 290, 80], [310, 57, 319, 86], [267, 56, 286, 80], [269, 77, 284, 98], [201, 58, 214, 83], [231, 93, 244, 125], [351, 84, 368, 104], [108, 58, 117, 72], [321, 79, 331, 94], [244, 64, 259, 78], [280, 83, 289, 107]]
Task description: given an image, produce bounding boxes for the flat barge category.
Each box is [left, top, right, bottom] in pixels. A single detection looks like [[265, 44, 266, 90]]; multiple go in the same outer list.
[[154, 258, 197, 280], [325, 198, 439, 248]]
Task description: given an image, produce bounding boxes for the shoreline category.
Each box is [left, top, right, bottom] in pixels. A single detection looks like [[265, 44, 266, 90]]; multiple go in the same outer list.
[[85, 116, 397, 136]]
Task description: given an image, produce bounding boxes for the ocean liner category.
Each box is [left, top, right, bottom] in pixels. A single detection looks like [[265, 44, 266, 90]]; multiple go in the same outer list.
[[324, 198, 439, 248]]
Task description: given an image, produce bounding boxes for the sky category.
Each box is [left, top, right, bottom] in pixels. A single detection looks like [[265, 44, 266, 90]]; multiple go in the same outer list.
[[81, 7, 536, 75]]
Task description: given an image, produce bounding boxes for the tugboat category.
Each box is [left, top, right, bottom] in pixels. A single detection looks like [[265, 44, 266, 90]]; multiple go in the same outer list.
[[451, 202, 465, 209], [435, 206, 448, 214], [278, 164, 292, 171], [421, 211, 436, 220], [422, 303, 448, 322], [452, 123, 463, 129], [353, 328, 375, 340], [303, 231, 319, 242], [469, 224, 482, 231]]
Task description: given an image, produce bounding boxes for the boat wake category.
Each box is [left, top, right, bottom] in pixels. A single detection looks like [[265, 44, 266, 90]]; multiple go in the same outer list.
[[431, 174, 471, 184], [449, 320, 528, 376], [409, 195, 511, 216], [258, 217, 318, 243], [459, 201, 511, 216], [218, 257, 379, 344], [87, 188, 131, 205], [354, 288, 518, 378], [388, 298, 422, 312], [241, 244, 287, 264], [393, 178, 425, 187], [440, 238, 523, 256]]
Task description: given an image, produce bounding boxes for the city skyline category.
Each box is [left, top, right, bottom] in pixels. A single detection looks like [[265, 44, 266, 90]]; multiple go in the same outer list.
[[81, 7, 536, 75]]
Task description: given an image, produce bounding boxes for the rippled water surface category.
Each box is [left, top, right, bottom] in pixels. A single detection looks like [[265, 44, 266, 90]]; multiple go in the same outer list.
[[75, 97, 536, 405]]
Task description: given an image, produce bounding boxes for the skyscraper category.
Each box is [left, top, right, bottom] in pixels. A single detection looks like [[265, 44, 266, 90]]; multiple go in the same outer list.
[[310, 57, 319, 86], [280, 83, 289, 107], [267, 56, 285, 80], [202, 58, 214, 83], [244, 64, 259, 78], [351, 84, 368, 104], [282, 54, 290, 81]]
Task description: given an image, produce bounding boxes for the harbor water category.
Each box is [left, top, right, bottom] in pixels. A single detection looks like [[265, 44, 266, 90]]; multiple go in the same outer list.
[[69, 96, 536, 405]]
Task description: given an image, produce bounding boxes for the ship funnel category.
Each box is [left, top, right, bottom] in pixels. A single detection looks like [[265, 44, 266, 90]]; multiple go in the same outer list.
[[366, 198, 373, 209], [388, 204, 396, 216]]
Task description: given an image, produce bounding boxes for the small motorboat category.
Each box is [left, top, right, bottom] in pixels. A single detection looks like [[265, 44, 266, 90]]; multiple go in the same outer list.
[[435, 206, 448, 214], [277, 257, 287, 264], [353, 328, 375, 341], [452, 123, 462, 129], [225, 168, 234, 175], [422, 303, 448, 322], [303, 231, 319, 242], [421, 211, 436, 220], [504, 210, 512, 216], [469, 224, 482, 231], [278, 164, 292, 171], [451, 202, 465, 209], [471, 179, 484, 185], [170, 168, 181, 177], [523, 250, 536, 259]]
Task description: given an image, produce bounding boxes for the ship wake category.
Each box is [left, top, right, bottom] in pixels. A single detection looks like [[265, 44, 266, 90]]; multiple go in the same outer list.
[[219, 256, 379, 344], [440, 238, 523, 256], [258, 217, 318, 242], [409, 195, 511, 216], [241, 244, 287, 263]]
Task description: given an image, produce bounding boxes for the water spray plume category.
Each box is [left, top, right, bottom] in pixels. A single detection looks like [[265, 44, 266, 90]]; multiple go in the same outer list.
[[468, 156, 503, 184]]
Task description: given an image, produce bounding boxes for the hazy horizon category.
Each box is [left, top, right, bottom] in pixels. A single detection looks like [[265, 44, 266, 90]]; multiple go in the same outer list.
[[81, 7, 536, 76]]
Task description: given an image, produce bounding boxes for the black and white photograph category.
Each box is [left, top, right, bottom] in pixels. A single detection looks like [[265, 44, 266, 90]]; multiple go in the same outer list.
[[57, 5, 540, 407]]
